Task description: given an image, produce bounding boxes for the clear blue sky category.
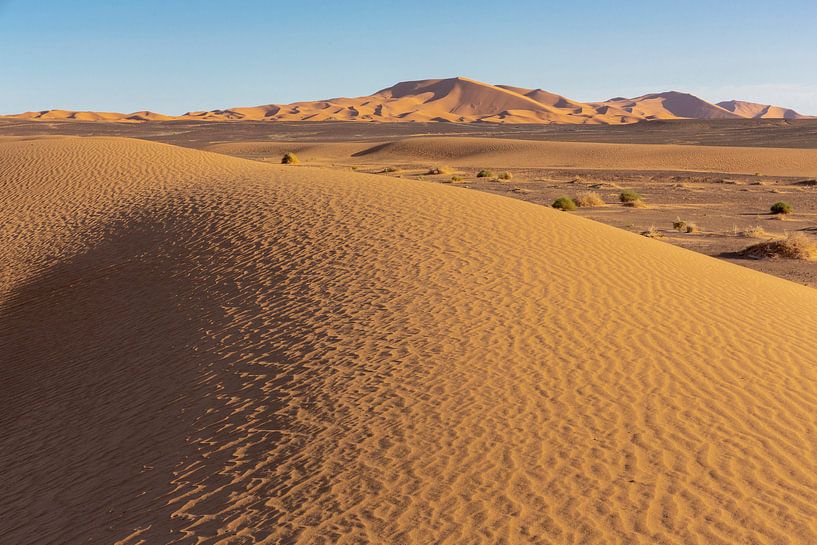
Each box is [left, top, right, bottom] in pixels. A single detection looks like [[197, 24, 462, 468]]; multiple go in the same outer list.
[[2, 0, 816, 114]]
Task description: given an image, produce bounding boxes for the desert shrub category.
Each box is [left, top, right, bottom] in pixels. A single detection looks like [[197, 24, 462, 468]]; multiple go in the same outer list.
[[672, 218, 700, 233], [742, 226, 768, 238], [476, 170, 495, 178], [575, 191, 604, 207], [381, 166, 400, 173], [427, 166, 452, 175], [498, 171, 513, 180], [281, 152, 299, 164], [739, 233, 817, 261], [450, 175, 463, 182], [641, 225, 663, 238], [552, 196, 577, 211], [619, 190, 642, 203], [770, 201, 793, 215]]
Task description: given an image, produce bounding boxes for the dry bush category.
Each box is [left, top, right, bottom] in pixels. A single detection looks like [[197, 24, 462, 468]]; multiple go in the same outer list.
[[739, 233, 817, 261], [477, 170, 495, 178], [641, 225, 663, 238], [281, 152, 299, 164], [575, 191, 604, 207], [742, 226, 769, 238], [381, 166, 400, 173], [450, 175, 464, 183], [427, 166, 453, 175], [672, 218, 700, 233], [498, 171, 513, 180]]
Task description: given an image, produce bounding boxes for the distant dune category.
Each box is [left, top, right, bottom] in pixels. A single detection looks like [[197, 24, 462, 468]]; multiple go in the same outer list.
[[717, 99, 811, 119], [3, 136, 817, 544], [3, 77, 813, 124]]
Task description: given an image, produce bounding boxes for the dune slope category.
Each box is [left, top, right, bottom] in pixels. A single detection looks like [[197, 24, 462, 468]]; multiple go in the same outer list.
[[2, 137, 817, 545]]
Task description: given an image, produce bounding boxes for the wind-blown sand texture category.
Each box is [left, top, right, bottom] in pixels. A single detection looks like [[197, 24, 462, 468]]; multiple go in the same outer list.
[[4, 77, 813, 124], [2, 136, 817, 544]]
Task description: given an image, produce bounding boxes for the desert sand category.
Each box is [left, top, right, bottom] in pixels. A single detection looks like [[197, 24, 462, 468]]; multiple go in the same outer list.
[[3, 77, 813, 124], [208, 137, 817, 178], [2, 135, 817, 544]]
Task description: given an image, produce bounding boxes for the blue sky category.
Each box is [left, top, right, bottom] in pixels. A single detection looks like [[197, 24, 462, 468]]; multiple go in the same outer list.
[[2, 0, 816, 114]]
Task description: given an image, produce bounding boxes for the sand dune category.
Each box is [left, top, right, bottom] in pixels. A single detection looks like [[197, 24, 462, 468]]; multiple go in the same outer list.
[[4, 77, 812, 124], [717, 99, 813, 119], [209, 136, 817, 177], [602, 92, 741, 120], [3, 136, 817, 544]]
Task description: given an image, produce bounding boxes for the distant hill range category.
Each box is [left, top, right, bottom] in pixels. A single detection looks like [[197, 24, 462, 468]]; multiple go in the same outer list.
[[5, 77, 814, 124]]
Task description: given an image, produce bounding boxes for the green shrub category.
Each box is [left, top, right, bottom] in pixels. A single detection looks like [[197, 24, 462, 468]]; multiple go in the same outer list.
[[619, 190, 642, 203], [477, 170, 495, 178], [770, 201, 793, 215], [281, 152, 299, 164], [552, 196, 577, 211]]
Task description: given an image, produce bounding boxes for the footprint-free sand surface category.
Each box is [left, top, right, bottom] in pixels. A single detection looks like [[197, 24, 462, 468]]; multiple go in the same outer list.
[[2, 136, 817, 544], [209, 137, 817, 178]]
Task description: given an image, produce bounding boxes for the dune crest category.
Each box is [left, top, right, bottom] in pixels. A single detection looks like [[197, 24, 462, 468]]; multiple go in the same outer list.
[[3, 77, 813, 124], [2, 136, 817, 544]]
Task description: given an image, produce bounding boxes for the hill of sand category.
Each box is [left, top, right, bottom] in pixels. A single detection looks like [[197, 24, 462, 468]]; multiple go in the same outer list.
[[717, 99, 813, 119], [3, 77, 812, 124], [602, 92, 742, 120], [208, 136, 817, 177], [3, 136, 817, 544]]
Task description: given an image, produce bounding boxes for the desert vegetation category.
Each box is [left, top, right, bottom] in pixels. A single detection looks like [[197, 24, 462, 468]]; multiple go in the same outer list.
[[770, 201, 793, 215], [498, 171, 513, 180], [281, 152, 299, 164], [476, 170, 495, 178], [574, 191, 604, 207], [620, 190, 646, 207], [672, 218, 700, 233], [739, 233, 817, 261], [552, 196, 577, 211]]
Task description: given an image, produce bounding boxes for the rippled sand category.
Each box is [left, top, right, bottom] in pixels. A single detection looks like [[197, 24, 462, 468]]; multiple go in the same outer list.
[[2, 136, 816, 544]]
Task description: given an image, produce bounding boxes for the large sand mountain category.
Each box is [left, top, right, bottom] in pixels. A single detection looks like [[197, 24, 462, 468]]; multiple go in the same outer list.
[[2, 136, 817, 544], [4, 77, 813, 124]]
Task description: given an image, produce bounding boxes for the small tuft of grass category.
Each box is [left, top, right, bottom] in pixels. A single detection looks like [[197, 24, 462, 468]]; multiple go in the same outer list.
[[552, 196, 577, 211], [641, 225, 663, 238], [739, 233, 817, 261], [742, 226, 769, 238], [450, 175, 464, 182], [672, 218, 700, 233], [770, 201, 793, 215], [574, 191, 604, 207], [281, 152, 299, 164], [498, 171, 513, 180], [476, 170, 495, 178]]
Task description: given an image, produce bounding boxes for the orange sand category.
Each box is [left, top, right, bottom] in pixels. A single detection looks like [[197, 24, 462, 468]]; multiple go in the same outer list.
[[2, 136, 817, 544]]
